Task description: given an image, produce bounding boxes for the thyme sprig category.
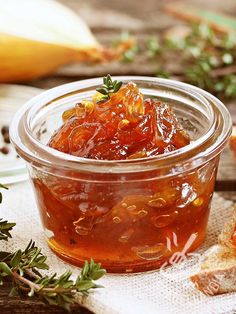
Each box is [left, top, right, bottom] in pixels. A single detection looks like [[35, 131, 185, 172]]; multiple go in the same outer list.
[[96, 74, 122, 100], [0, 242, 105, 310], [115, 24, 236, 100], [170, 23, 236, 98], [0, 184, 106, 310]]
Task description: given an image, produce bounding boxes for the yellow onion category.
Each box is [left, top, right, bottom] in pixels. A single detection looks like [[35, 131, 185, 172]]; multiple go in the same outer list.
[[0, 0, 101, 82]]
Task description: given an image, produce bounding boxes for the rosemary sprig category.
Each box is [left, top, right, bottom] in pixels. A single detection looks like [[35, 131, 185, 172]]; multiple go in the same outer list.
[[96, 74, 122, 100], [0, 184, 106, 310]]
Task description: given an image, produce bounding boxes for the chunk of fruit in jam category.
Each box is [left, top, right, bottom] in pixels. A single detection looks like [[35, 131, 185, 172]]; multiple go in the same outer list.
[[49, 81, 190, 160]]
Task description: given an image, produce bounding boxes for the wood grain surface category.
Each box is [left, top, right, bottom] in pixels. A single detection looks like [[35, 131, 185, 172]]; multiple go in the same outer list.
[[1, 0, 236, 313]]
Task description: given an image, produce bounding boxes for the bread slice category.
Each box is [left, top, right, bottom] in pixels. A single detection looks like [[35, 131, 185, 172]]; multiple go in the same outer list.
[[190, 204, 236, 295], [218, 204, 236, 250]]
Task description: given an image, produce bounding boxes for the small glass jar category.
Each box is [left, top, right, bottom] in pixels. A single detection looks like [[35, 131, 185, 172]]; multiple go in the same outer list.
[[10, 77, 232, 273]]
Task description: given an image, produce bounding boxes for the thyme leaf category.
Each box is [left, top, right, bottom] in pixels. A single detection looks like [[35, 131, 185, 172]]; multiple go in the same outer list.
[[96, 74, 122, 100]]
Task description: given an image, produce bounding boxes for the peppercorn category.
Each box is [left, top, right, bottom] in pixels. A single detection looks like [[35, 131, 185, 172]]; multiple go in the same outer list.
[[3, 134, 10, 144], [0, 146, 9, 155], [1, 126, 9, 136]]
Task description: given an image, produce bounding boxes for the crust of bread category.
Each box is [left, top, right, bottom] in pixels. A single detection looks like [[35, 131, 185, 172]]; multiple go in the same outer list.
[[190, 204, 236, 295], [191, 265, 236, 295], [218, 204, 236, 250]]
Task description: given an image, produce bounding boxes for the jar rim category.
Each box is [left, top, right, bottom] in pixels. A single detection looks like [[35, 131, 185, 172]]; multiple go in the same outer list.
[[10, 76, 232, 174]]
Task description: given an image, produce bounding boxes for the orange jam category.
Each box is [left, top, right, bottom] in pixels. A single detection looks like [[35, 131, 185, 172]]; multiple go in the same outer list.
[[48, 82, 190, 159], [32, 80, 217, 272]]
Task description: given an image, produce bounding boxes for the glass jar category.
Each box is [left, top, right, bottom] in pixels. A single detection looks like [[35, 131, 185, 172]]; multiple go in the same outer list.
[[10, 77, 232, 273]]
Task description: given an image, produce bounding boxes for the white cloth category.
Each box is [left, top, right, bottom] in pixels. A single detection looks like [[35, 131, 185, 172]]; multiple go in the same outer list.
[[1, 180, 235, 314]]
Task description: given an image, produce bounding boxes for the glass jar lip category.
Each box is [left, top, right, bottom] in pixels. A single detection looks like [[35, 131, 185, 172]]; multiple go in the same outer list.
[[10, 76, 232, 174]]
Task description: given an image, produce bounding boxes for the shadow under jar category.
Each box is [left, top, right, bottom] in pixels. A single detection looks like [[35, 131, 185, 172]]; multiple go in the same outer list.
[[10, 77, 232, 273]]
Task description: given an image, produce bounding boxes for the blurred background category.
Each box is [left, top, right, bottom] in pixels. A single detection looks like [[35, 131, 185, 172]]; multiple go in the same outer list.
[[58, 0, 236, 30], [1, 0, 236, 96], [1, 0, 236, 113], [27, 0, 236, 107]]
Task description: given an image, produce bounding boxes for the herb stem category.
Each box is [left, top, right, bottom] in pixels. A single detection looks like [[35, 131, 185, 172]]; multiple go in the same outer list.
[[13, 270, 86, 294], [13, 271, 39, 291]]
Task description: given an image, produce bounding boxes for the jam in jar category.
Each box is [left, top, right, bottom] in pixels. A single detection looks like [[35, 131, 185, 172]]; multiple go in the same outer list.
[[11, 76, 232, 273]]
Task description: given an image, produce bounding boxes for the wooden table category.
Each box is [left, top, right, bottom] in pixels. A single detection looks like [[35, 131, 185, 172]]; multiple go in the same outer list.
[[1, 0, 236, 313]]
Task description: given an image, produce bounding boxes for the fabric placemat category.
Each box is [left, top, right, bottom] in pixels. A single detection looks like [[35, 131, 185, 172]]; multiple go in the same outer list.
[[1, 180, 235, 314]]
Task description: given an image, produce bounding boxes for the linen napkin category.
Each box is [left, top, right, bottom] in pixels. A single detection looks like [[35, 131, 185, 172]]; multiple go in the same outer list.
[[1, 181, 236, 314]]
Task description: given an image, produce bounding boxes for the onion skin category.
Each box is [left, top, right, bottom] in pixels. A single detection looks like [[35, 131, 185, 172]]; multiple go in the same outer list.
[[0, 33, 103, 83]]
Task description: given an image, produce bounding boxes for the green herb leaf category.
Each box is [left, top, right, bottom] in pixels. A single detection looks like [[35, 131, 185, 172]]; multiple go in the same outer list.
[[147, 36, 160, 57], [0, 262, 12, 275], [0, 219, 16, 241], [96, 74, 122, 101], [0, 184, 8, 190], [11, 250, 22, 268], [0, 183, 8, 204]]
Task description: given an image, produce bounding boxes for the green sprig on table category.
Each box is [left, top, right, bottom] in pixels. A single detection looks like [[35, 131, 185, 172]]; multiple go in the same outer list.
[[0, 184, 106, 311], [166, 23, 236, 99], [117, 24, 236, 101]]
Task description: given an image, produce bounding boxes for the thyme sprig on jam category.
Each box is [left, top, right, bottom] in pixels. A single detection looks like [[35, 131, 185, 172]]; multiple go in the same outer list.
[[96, 74, 122, 100], [0, 184, 106, 311]]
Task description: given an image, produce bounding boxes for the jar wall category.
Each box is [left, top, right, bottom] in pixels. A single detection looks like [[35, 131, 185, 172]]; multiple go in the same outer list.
[[29, 155, 219, 273]]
